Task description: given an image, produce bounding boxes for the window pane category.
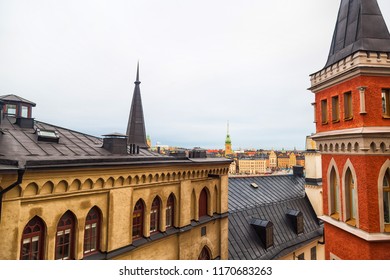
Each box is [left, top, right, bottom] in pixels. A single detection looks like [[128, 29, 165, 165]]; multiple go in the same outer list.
[[384, 191, 390, 223], [332, 96, 339, 121], [321, 100, 328, 124], [344, 92, 353, 119], [6, 104, 16, 116], [166, 206, 172, 227], [21, 106, 28, 118], [382, 89, 390, 116]]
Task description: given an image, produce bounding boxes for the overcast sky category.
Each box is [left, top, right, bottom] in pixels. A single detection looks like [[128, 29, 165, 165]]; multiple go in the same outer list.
[[1, 0, 390, 150]]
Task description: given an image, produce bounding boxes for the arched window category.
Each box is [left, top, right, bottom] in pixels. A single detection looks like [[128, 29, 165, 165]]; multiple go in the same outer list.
[[382, 168, 390, 231], [132, 199, 144, 239], [20, 216, 46, 260], [198, 246, 211, 260], [166, 194, 175, 228], [345, 168, 357, 226], [83, 207, 101, 256], [56, 211, 76, 260], [329, 167, 340, 219], [199, 188, 208, 218], [150, 197, 160, 233]]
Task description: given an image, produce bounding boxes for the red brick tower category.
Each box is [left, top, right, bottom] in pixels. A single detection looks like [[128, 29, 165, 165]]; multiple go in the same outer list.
[[310, 0, 390, 260]]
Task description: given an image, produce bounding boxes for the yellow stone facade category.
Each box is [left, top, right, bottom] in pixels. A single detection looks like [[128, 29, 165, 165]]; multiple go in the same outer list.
[[238, 158, 267, 174], [0, 161, 230, 260]]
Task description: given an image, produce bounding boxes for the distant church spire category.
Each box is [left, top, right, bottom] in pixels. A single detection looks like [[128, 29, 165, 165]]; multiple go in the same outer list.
[[224, 121, 233, 156], [325, 0, 390, 68], [126, 62, 148, 148], [225, 121, 231, 145]]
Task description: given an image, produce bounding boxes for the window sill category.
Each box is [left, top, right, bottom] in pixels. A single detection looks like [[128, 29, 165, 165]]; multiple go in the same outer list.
[[346, 219, 356, 227], [332, 119, 340, 124], [344, 117, 354, 121], [330, 213, 340, 221], [382, 115, 390, 119], [321, 122, 328, 125]]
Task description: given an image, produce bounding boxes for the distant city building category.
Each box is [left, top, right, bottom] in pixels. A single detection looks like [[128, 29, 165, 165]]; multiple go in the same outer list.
[[277, 153, 289, 169], [269, 150, 277, 169], [238, 155, 268, 175]]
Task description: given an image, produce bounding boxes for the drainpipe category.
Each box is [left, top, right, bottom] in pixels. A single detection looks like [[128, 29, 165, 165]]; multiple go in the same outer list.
[[0, 169, 25, 221]]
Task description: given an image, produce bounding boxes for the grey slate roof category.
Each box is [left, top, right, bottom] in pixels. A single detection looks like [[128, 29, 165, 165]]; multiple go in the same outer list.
[[228, 175, 323, 260], [325, 0, 390, 68], [0, 116, 171, 169]]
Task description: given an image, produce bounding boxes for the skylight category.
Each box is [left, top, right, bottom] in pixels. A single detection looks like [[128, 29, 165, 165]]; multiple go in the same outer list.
[[36, 129, 59, 143]]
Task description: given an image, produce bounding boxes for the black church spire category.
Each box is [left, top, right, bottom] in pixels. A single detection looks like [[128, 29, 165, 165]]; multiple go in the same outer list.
[[325, 0, 390, 68], [126, 62, 148, 149]]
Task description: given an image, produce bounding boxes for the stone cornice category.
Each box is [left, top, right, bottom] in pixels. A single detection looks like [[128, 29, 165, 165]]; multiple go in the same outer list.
[[319, 215, 390, 242], [312, 126, 390, 140], [309, 51, 390, 93]]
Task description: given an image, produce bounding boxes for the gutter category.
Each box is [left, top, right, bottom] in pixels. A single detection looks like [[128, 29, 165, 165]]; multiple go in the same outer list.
[[0, 169, 25, 221]]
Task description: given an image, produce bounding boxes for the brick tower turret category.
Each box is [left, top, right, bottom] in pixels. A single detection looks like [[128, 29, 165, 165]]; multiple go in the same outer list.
[[310, 0, 390, 259]]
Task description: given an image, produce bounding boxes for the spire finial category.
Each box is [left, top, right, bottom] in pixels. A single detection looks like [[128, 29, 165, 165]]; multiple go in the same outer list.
[[227, 120, 229, 135], [135, 61, 140, 84]]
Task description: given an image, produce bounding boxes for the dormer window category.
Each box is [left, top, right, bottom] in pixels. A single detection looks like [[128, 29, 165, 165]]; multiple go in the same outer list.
[[286, 209, 304, 234], [36, 129, 60, 143], [250, 218, 274, 249]]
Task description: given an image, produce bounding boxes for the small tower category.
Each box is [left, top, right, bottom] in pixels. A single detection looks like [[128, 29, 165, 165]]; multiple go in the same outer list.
[[126, 62, 148, 149], [310, 0, 390, 260], [224, 121, 233, 157]]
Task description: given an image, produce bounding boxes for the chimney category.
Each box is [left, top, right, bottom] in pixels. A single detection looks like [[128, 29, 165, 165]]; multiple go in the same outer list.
[[189, 147, 207, 159], [293, 165, 304, 177], [102, 133, 128, 154]]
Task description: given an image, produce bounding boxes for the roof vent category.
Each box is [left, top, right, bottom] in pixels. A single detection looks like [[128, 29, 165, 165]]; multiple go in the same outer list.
[[250, 182, 259, 188], [286, 209, 304, 234], [250, 218, 274, 249], [36, 129, 60, 143], [102, 133, 128, 154]]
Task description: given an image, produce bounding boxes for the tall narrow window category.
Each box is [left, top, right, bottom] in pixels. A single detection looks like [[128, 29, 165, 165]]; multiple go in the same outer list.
[[83, 207, 100, 256], [332, 96, 340, 122], [344, 91, 353, 120], [166, 194, 175, 228], [199, 188, 208, 218], [20, 216, 45, 260], [56, 211, 76, 260], [310, 247, 317, 260], [150, 197, 160, 233], [330, 168, 340, 219], [132, 199, 144, 239], [345, 168, 356, 226], [382, 89, 390, 117], [21, 105, 29, 118], [383, 168, 390, 231], [321, 99, 328, 124]]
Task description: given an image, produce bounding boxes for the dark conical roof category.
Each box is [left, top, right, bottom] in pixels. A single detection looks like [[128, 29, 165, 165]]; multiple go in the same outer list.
[[325, 0, 390, 68], [126, 63, 148, 149]]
